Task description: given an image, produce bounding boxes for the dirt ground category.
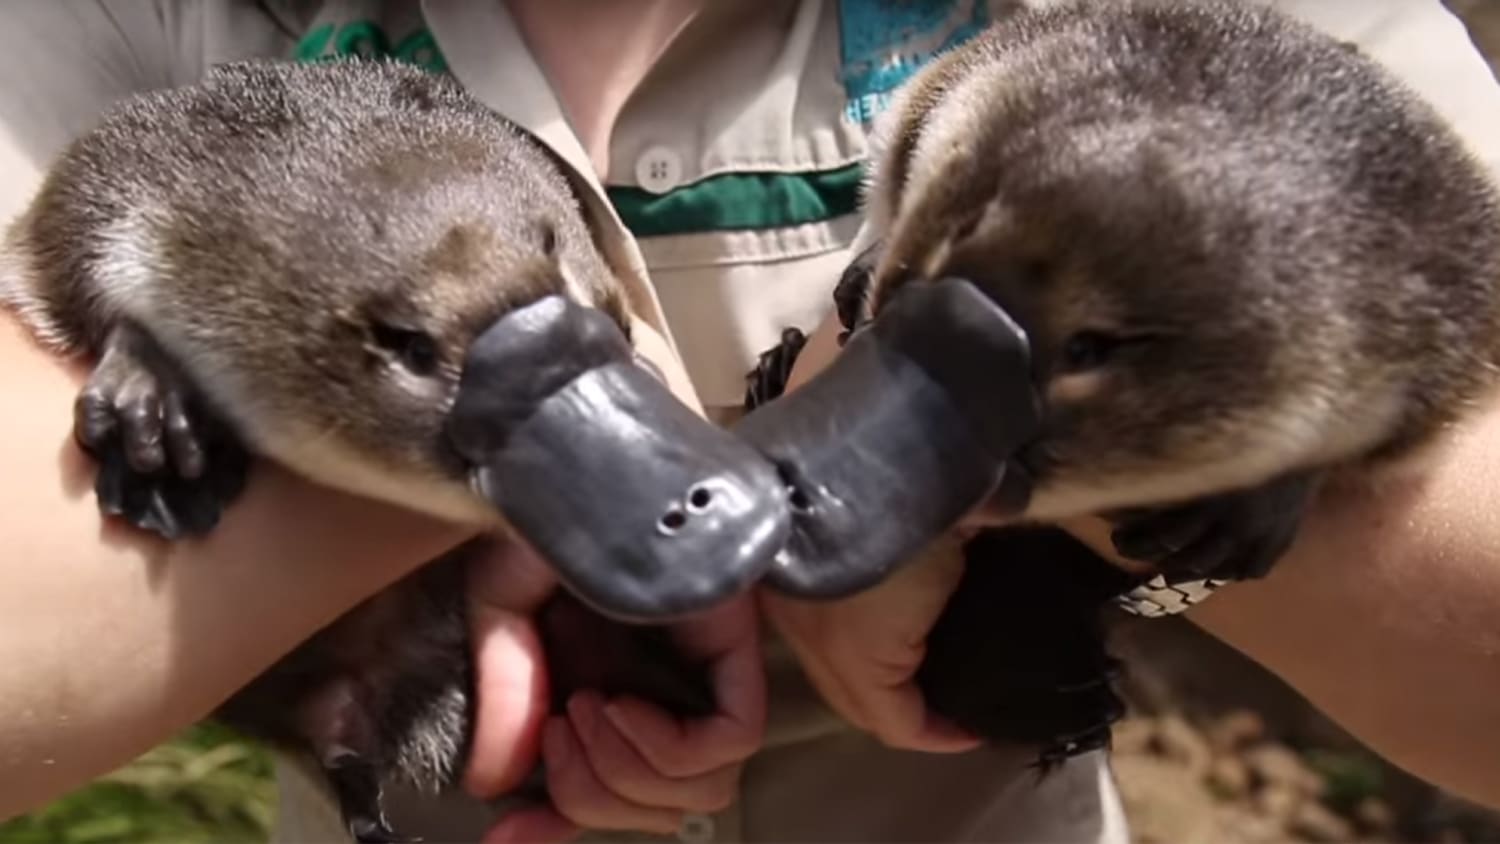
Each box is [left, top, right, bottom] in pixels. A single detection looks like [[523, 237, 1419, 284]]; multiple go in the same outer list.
[[1107, 615, 1500, 843]]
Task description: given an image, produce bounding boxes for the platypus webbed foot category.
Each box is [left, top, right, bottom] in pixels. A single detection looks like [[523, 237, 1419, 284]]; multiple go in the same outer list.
[[735, 277, 1042, 600], [328, 757, 413, 844], [832, 238, 882, 346], [214, 549, 476, 844], [917, 528, 1134, 772], [1108, 469, 1318, 586], [743, 327, 807, 411], [446, 295, 791, 623], [76, 322, 249, 539]]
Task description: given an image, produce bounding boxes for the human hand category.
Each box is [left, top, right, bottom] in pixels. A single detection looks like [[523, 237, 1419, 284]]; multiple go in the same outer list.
[[457, 536, 567, 842], [757, 532, 981, 753], [461, 538, 766, 843], [530, 592, 764, 839], [748, 313, 971, 752], [756, 304, 1160, 752], [456, 314, 764, 840]]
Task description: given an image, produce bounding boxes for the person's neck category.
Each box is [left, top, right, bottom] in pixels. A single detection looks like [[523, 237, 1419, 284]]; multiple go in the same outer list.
[[507, 0, 706, 181]]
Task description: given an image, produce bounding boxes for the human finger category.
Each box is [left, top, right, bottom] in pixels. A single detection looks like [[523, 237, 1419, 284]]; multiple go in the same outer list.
[[600, 626, 765, 778], [542, 716, 685, 835], [565, 691, 739, 813], [463, 537, 559, 798]]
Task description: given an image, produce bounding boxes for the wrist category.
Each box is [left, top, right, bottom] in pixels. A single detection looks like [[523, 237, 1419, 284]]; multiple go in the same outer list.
[[0, 312, 472, 814]]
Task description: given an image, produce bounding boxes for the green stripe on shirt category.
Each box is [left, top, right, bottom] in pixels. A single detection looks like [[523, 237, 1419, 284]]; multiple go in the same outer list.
[[606, 165, 865, 237]]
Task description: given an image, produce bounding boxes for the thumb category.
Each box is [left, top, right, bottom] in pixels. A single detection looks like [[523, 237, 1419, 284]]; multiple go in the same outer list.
[[462, 537, 560, 799]]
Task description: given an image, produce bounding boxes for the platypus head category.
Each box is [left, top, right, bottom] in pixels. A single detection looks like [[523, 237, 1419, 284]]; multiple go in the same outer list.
[[150, 60, 791, 621]]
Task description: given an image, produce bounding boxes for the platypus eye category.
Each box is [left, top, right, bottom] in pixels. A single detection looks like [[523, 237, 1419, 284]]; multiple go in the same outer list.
[[538, 220, 558, 257], [371, 322, 440, 376], [1058, 330, 1122, 373]]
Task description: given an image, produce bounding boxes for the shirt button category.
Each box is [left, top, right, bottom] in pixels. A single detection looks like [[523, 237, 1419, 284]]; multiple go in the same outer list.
[[636, 145, 684, 194], [677, 812, 716, 843]]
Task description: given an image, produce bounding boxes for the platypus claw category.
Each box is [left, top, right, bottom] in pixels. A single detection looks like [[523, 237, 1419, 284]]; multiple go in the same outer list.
[[77, 322, 249, 540], [1109, 470, 1318, 584]]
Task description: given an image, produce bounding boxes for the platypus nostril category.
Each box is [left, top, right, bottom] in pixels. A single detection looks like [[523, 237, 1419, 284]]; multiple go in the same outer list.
[[687, 485, 715, 512], [733, 278, 1040, 600], [787, 486, 813, 514], [453, 313, 790, 619], [658, 508, 688, 535], [659, 481, 722, 534], [772, 461, 815, 514]]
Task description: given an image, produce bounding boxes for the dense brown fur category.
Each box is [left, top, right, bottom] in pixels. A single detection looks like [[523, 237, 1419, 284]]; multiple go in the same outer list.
[[4, 59, 630, 525], [0, 59, 701, 842], [861, 0, 1500, 522], [806, 0, 1500, 769]]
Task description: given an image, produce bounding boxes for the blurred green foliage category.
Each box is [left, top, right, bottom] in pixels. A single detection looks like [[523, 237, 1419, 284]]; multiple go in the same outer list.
[[1304, 747, 1386, 813], [0, 723, 276, 844]]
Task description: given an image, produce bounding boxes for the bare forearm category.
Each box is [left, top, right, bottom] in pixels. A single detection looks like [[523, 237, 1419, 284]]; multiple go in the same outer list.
[[0, 314, 471, 817], [1065, 399, 1500, 807], [1185, 411, 1500, 808], [792, 306, 1500, 805]]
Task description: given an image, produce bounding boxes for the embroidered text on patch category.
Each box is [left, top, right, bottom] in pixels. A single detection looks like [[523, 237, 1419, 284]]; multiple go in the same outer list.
[[838, 0, 989, 124]]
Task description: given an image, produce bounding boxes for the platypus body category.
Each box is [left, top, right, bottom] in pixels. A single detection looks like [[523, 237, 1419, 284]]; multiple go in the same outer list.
[[1, 59, 756, 842], [746, 0, 1500, 768]]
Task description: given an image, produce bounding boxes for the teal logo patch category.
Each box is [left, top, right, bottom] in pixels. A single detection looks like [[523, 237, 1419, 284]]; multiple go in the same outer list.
[[294, 21, 447, 73], [837, 0, 989, 124]]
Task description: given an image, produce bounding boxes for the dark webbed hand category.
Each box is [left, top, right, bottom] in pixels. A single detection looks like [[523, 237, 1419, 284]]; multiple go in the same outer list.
[[217, 543, 721, 844], [917, 528, 1135, 773], [75, 322, 250, 539], [334, 760, 415, 844], [1109, 470, 1319, 584], [743, 328, 807, 412], [833, 238, 882, 345]]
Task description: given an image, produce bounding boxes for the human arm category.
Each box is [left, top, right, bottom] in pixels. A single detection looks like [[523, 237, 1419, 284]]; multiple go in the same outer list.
[[1076, 402, 1500, 807], [766, 297, 1500, 810], [0, 3, 495, 817], [0, 236, 762, 840], [0, 310, 474, 818]]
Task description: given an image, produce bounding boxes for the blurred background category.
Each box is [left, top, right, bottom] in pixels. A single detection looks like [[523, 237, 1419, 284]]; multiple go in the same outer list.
[[1452, 0, 1499, 73], [3, 4, 1499, 842]]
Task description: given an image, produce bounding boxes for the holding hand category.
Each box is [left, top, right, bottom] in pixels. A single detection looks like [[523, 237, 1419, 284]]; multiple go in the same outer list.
[[461, 538, 767, 844], [758, 535, 981, 754], [744, 316, 975, 754], [536, 594, 764, 838]]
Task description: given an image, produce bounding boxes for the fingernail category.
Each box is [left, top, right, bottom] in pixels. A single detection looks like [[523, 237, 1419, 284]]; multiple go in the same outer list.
[[601, 701, 631, 738], [923, 717, 985, 753]]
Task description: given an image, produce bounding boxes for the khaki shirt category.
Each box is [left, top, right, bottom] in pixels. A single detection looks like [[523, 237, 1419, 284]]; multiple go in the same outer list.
[[1, 1, 1498, 842]]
